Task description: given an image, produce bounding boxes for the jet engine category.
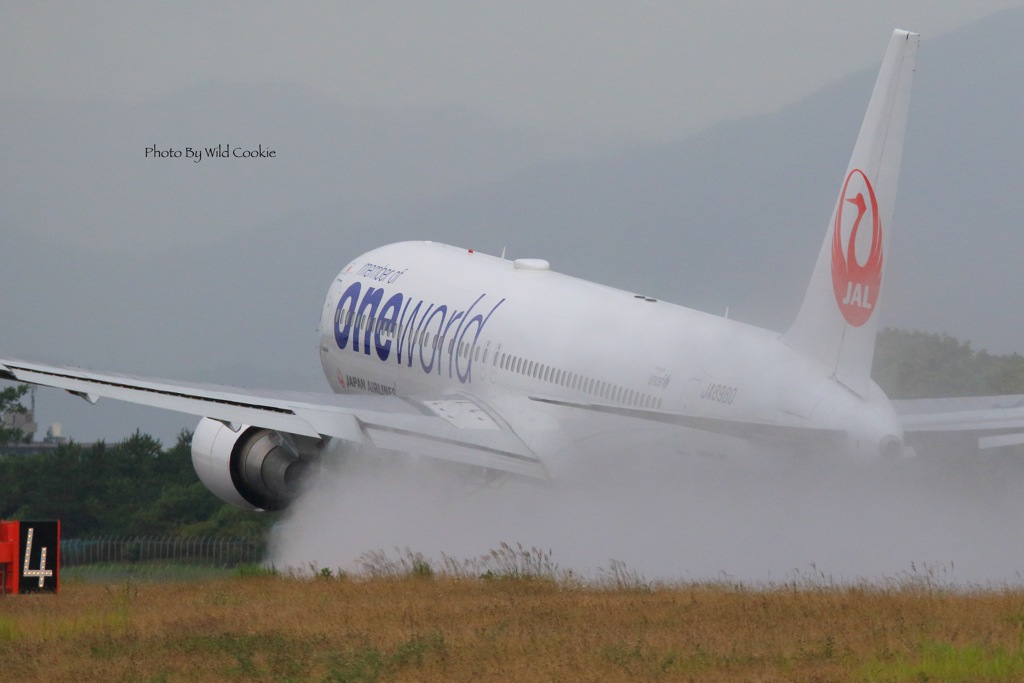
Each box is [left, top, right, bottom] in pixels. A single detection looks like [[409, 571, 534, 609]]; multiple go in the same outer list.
[[191, 417, 321, 511]]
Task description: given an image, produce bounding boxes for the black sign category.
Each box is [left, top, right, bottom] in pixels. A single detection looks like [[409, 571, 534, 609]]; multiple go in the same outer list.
[[18, 521, 58, 593]]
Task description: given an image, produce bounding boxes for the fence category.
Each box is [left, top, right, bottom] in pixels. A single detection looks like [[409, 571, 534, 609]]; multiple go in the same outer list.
[[61, 536, 264, 568]]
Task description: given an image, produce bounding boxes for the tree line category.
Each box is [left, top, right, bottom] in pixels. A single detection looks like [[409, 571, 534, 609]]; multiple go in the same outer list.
[[872, 327, 1024, 398], [0, 429, 276, 539]]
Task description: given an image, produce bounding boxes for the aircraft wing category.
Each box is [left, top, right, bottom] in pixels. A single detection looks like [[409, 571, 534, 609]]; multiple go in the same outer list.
[[0, 358, 546, 478], [893, 395, 1024, 450]]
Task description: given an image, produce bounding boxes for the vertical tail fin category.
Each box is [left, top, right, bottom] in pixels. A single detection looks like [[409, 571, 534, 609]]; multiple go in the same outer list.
[[783, 30, 919, 396]]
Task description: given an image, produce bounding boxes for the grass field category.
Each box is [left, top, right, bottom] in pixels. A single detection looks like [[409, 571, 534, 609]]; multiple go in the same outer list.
[[4, 550, 1024, 682]]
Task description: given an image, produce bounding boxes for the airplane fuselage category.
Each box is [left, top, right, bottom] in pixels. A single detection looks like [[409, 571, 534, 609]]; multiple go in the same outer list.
[[318, 241, 902, 464]]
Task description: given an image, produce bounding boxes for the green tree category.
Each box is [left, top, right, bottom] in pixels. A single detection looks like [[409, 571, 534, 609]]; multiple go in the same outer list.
[[0, 384, 30, 445], [0, 429, 278, 538], [873, 328, 1024, 398]]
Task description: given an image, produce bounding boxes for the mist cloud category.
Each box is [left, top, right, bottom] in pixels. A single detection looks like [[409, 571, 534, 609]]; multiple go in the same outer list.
[[270, 445, 1024, 586]]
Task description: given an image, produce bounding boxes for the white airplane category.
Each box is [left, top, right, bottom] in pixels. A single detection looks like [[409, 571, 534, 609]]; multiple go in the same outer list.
[[3, 30, 1023, 511]]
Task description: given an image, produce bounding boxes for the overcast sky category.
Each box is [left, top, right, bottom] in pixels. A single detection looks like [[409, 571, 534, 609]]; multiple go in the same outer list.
[[4, 1, 1023, 145]]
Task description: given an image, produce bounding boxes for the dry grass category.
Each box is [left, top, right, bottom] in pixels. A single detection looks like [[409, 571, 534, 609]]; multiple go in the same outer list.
[[3, 557, 1024, 682]]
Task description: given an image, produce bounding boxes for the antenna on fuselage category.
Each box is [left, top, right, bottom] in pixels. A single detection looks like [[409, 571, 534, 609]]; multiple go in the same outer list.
[[500, 246, 507, 260]]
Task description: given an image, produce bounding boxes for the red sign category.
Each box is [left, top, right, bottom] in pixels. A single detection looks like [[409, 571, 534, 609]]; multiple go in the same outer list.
[[0, 520, 60, 595], [831, 169, 883, 327]]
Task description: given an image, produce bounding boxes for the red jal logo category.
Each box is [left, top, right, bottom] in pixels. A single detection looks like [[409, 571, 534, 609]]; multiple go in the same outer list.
[[831, 169, 882, 327]]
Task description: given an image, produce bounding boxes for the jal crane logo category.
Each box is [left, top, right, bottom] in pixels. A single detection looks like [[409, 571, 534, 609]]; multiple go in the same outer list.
[[831, 169, 883, 326]]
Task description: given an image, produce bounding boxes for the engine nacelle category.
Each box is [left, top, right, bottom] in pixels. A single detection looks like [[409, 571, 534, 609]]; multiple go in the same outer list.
[[191, 417, 321, 511]]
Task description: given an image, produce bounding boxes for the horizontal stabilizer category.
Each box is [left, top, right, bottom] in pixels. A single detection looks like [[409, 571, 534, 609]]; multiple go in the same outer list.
[[894, 394, 1024, 451]]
